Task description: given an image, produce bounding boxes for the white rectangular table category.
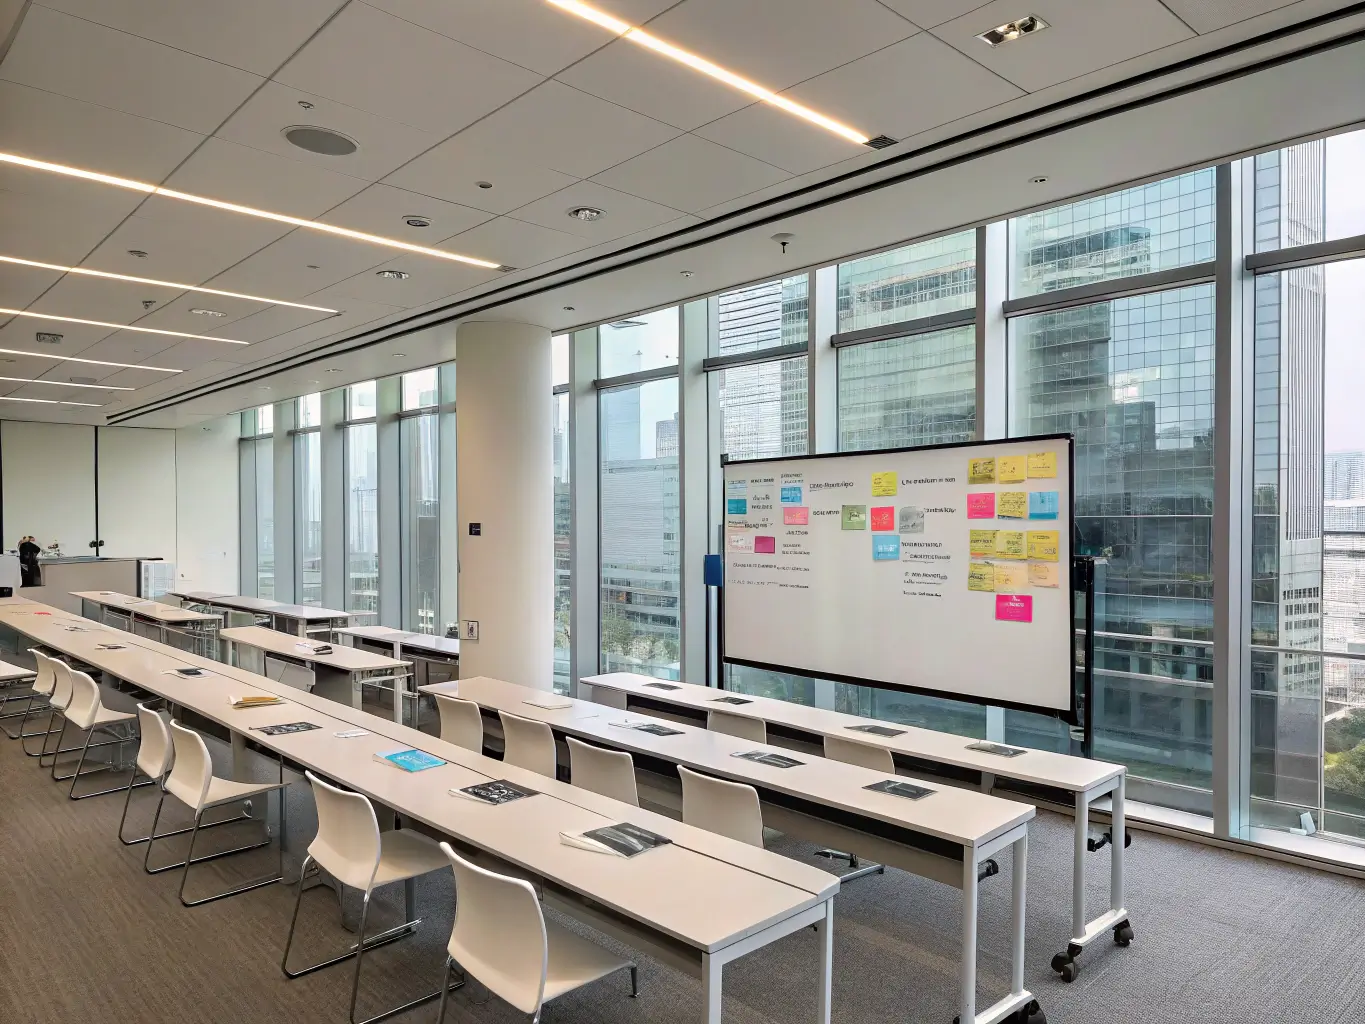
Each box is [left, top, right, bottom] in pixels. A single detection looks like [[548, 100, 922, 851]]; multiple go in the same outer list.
[[168, 591, 355, 637], [426, 675, 1041, 1024], [583, 671, 1130, 978], [74, 590, 222, 656], [0, 601, 839, 1024]]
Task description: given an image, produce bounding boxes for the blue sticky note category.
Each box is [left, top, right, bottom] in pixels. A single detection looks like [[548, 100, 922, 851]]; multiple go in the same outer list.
[[781, 485, 802, 504], [872, 535, 899, 561], [1028, 491, 1059, 519], [727, 498, 747, 515], [725, 479, 747, 500]]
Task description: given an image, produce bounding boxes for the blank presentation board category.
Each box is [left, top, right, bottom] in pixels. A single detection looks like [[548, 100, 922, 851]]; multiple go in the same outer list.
[[721, 434, 1075, 720]]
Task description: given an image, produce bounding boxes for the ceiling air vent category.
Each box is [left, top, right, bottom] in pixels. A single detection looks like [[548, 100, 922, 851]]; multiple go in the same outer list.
[[35, 332, 63, 345], [70, 376, 97, 385], [863, 135, 898, 150], [497, 265, 518, 273], [607, 320, 647, 329], [283, 126, 358, 156]]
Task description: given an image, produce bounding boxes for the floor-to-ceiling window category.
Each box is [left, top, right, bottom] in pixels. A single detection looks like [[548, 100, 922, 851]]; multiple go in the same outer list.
[[401, 368, 441, 634], [553, 336, 572, 693], [294, 393, 322, 606], [344, 382, 379, 617], [599, 309, 681, 679], [241, 405, 274, 599]]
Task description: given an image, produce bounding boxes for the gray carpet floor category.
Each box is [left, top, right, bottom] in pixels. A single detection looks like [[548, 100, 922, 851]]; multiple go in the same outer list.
[[4, 681, 1365, 1024]]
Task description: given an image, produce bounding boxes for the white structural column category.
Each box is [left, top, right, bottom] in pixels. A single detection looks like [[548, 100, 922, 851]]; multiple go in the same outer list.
[[456, 320, 554, 687]]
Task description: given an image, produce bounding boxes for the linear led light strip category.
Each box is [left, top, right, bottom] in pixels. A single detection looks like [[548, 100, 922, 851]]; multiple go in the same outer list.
[[0, 375, 133, 390], [545, 0, 869, 145], [0, 255, 338, 314], [0, 307, 248, 344], [0, 394, 102, 408], [0, 347, 180, 373], [0, 152, 501, 270]]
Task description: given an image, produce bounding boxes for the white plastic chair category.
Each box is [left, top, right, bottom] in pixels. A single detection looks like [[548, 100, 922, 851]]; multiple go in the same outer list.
[[707, 708, 767, 744], [499, 711, 558, 778], [282, 772, 455, 1024], [144, 721, 290, 905], [567, 736, 639, 806], [61, 669, 139, 799], [435, 694, 483, 753], [0, 657, 38, 736], [678, 765, 764, 847], [37, 656, 75, 768], [433, 842, 637, 1023], [823, 734, 896, 773], [14, 650, 59, 750]]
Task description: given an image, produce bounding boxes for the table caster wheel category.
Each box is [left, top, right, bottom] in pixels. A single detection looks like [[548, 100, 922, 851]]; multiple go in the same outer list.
[[1059, 961, 1078, 983], [1050, 952, 1070, 973], [1025, 1000, 1047, 1024], [1113, 922, 1134, 946]]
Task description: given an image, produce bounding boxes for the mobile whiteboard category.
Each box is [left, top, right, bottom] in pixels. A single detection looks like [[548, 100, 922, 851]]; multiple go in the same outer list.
[[721, 435, 1075, 719]]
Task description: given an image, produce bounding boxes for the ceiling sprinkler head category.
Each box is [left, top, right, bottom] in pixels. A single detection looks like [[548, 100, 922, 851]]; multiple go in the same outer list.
[[141, 299, 156, 310]]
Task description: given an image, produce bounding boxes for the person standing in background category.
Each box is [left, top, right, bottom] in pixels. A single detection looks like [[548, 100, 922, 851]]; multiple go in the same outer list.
[[18, 536, 40, 588]]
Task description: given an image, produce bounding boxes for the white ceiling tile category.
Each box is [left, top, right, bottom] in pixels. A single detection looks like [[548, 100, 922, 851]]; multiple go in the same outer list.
[[40, 0, 342, 75], [510, 181, 683, 241], [323, 257, 498, 308], [202, 233, 390, 304], [930, 0, 1195, 93], [1160, 0, 1302, 33], [874, 0, 1001, 30], [440, 217, 590, 271], [0, 5, 264, 133], [0, 263, 62, 309], [22, 273, 185, 330], [133, 291, 276, 334], [786, 33, 1023, 143], [200, 305, 341, 346], [554, 36, 752, 131], [160, 137, 370, 219], [319, 183, 493, 244], [592, 135, 789, 214], [77, 207, 289, 286], [0, 314, 115, 356], [117, 338, 252, 370], [0, 188, 142, 266], [274, 2, 543, 135], [646, 0, 918, 91], [214, 81, 442, 184], [84, 365, 192, 390], [0, 80, 203, 183], [382, 128, 581, 215], [0, 350, 62, 380], [693, 101, 870, 175]]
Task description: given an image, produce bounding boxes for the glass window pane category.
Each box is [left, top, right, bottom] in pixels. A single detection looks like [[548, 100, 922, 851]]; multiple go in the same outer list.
[[1254, 130, 1365, 252], [254, 437, 274, 599], [295, 430, 321, 605], [402, 367, 439, 410], [401, 412, 440, 633], [297, 393, 321, 428], [553, 392, 571, 693], [345, 423, 378, 616], [716, 276, 808, 356], [348, 381, 376, 420], [837, 231, 976, 332], [598, 307, 678, 378], [1010, 168, 1216, 297], [243, 404, 273, 436], [837, 326, 976, 451], [599, 378, 679, 679], [1010, 283, 1216, 797], [552, 334, 569, 388], [718, 356, 808, 459]]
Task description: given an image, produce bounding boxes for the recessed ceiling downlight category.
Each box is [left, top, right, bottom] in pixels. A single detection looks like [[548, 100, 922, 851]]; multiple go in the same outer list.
[[567, 206, 604, 222], [376, 269, 410, 280], [283, 126, 358, 156]]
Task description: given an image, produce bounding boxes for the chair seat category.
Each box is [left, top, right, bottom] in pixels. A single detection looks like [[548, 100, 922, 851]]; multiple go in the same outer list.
[[202, 775, 286, 809], [89, 706, 135, 728], [541, 918, 634, 1003], [372, 829, 448, 887]]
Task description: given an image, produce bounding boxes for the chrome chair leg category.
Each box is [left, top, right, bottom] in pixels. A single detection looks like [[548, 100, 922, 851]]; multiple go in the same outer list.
[[119, 771, 251, 846], [178, 785, 288, 906], [144, 787, 272, 875], [15, 699, 53, 751], [345, 892, 462, 1024], [52, 725, 137, 784], [66, 725, 146, 798]]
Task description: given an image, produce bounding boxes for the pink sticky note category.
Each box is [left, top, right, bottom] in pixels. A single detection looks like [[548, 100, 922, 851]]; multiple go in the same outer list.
[[870, 506, 895, 531], [967, 492, 996, 519], [784, 506, 809, 526], [754, 535, 776, 554], [995, 594, 1033, 623]]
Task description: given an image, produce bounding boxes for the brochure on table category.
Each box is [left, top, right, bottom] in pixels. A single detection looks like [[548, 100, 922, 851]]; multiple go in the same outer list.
[[721, 434, 1075, 719]]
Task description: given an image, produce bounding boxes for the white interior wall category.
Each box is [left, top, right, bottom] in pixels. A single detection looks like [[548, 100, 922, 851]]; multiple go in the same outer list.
[[97, 426, 177, 561], [174, 417, 240, 594], [1, 420, 96, 554]]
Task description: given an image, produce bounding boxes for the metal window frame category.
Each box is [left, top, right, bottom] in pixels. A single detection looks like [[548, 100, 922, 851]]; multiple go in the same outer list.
[[829, 306, 977, 349], [592, 363, 680, 390], [1244, 232, 1365, 274], [700, 341, 809, 373], [1001, 261, 1217, 318]]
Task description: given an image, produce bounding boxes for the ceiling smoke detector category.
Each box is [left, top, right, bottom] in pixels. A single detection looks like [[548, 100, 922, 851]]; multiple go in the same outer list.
[[283, 125, 358, 156], [475, 181, 493, 190], [976, 15, 1048, 46], [127, 250, 148, 259], [567, 206, 604, 222], [190, 307, 227, 317], [404, 215, 432, 228], [375, 269, 410, 280], [1029, 175, 1049, 184]]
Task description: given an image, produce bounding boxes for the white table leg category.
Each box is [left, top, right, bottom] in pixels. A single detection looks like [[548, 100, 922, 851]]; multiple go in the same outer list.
[[1011, 832, 1028, 997], [702, 952, 723, 1024], [815, 900, 833, 1024], [1111, 775, 1126, 916], [1072, 789, 1088, 940], [960, 850, 978, 1023]]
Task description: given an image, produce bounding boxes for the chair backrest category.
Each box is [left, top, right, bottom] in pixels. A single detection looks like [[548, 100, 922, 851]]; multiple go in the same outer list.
[[29, 649, 57, 697], [823, 734, 896, 773], [164, 721, 214, 812], [64, 669, 103, 730], [48, 657, 74, 710], [499, 711, 557, 778], [678, 765, 764, 847], [440, 842, 548, 1016], [435, 694, 483, 753], [707, 708, 767, 744], [567, 736, 639, 806], [305, 771, 383, 891], [135, 703, 174, 779]]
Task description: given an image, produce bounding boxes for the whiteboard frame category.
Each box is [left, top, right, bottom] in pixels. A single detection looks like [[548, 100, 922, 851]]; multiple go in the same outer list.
[[719, 432, 1078, 724]]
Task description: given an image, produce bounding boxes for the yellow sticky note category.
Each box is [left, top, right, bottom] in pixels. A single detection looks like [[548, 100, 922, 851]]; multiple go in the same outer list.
[[969, 529, 998, 557], [997, 455, 1026, 483], [1029, 563, 1060, 588], [997, 491, 1028, 519], [995, 530, 1026, 560], [968, 563, 995, 592], [871, 471, 897, 497], [968, 457, 996, 484], [1027, 451, 1057, 478], [1027, 530, 1060, 561], [993, 562, 1028, 593]]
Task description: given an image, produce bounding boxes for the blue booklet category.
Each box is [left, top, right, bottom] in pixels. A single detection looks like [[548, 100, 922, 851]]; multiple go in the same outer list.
[[374, 748, 445, 772]]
